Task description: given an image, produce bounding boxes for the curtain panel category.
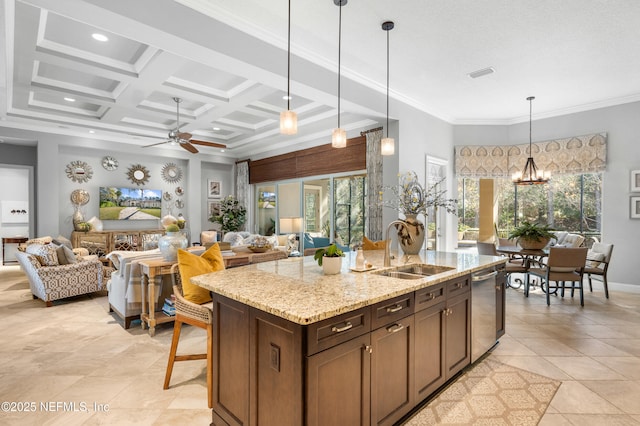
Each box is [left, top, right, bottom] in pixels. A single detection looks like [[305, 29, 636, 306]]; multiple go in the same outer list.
[[365, 129, 383, 241], [455, 132, 607, 178], [235, 160, 249, 208]]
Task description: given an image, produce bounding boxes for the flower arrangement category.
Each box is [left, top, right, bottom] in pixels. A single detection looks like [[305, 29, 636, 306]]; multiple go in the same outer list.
[[209, 195, 247, 232], [380, 171, 457, 217]]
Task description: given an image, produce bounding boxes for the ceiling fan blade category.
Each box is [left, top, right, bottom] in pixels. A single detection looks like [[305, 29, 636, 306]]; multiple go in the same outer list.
[[142, 140, 170, 148], [189, 139, 227, 149], [180, 142, 199, 153], [177, 132, 192, 140]]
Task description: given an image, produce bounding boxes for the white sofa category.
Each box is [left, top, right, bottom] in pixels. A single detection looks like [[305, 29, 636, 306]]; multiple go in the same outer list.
[[105, 249, 174, 329]]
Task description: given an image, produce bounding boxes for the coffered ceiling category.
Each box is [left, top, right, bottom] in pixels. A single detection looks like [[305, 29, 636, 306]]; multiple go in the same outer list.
[[1, 0, 640, 158]]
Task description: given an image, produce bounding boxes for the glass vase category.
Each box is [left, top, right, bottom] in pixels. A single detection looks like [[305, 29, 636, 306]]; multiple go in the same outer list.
[[158, 231, 188, 261]]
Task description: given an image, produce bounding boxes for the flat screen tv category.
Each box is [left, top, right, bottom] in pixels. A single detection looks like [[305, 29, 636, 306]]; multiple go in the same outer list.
[[99, 187, 162, 220]]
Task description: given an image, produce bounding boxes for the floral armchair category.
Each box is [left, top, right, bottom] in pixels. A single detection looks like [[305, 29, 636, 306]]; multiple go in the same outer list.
[[15, 251, 103, 307]]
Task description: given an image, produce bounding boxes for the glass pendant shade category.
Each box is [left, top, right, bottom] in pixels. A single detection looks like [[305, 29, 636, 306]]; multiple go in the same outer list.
[[332, 128, 347, 148], [280, 110, 297, 135], [381, 137, 395, 155]]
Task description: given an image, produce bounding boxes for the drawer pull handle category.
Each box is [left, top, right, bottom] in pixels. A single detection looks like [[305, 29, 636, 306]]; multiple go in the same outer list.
[[386, 304, 403, 313], [455, 282, 462, 289], [426, 293, 435, 301], [331, 321, 353, 333], [387, 323, 404, 333]]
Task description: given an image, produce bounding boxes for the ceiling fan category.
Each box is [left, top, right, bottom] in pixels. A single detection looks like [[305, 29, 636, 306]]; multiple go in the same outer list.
[[143, 97, 226, 153]]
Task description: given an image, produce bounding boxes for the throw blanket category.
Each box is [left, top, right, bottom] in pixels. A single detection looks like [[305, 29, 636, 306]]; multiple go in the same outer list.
[[106, 250, 166, 304]]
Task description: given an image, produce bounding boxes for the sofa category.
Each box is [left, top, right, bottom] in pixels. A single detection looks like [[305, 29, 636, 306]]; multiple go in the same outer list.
[[105, 249, 174, 329], [16, 248, 104, 307], [301, 233, 349, 256]]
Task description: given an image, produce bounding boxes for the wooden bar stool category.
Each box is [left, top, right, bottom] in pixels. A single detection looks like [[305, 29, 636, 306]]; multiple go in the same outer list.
[[164, 264, 214, 408]]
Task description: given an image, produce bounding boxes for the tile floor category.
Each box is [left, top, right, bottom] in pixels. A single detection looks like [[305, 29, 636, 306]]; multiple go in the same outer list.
[[1, 265, 640, 425]]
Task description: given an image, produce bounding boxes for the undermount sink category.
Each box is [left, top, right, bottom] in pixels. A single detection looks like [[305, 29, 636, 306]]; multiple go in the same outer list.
[[372, 263, 455, 280]]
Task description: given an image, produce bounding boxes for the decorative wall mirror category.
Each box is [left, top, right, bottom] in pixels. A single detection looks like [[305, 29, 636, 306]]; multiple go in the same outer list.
[[175, 187, 184, 196], [70, 189, 90, 206], [161, 162, 183, 184], [127, 164, 150, 186], [65, 160, 93, 183]]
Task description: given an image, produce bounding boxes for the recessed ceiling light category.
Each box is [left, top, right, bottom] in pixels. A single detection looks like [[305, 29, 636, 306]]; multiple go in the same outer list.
[[212, 127, 220, 131], [88, 130, 95, 134], [282, 95, 292, 100], [64, 97, 75, 102], [92, 33, 108, 42], [220, 149, 225, 153]]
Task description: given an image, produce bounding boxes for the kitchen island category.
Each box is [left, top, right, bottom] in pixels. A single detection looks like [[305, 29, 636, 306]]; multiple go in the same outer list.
[[192, 250, 506, 426]]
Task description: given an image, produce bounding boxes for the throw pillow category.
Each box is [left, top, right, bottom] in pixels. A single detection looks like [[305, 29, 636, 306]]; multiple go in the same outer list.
[[277, 235, 289, 247], [303, 233, 314, 249], [586, 251, 606, 268], [177, 243, 225, 304], [56, 245, 78, 265], [25, 236, 53, 246], [362, 236, 388, 250], [26, 243, 59, 266], [52, 235, 73, 250]]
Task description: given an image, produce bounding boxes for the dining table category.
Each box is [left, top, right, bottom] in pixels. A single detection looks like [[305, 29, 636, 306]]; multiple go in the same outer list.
[[496, 245, 549, 290]]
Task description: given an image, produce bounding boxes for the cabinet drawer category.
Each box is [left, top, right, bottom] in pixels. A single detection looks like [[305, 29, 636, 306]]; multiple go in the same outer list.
[[415, 284, 445, 312], [446, 276, 470, 297], [371, 293, 414, 329], [307, 307, 370, 356]]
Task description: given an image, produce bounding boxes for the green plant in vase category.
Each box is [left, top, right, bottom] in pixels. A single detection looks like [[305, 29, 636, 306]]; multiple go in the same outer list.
[[508, 221, 556, 249], [314, 244, 345, 275], [209, 195, 247, 232]]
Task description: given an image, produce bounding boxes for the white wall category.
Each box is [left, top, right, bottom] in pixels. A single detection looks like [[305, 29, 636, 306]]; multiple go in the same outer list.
[[453, 101, 640, 286]]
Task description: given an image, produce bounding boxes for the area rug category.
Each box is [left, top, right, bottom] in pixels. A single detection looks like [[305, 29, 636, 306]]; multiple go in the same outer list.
[[403, 358, 560, 425]]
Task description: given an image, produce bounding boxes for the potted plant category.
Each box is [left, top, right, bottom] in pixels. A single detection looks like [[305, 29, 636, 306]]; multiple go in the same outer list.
[[209, 195, 247, 232], [507, 221, 556, 250], [313, 243, 345, 275]]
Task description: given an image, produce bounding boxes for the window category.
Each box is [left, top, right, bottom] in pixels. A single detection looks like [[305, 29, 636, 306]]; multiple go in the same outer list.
[[333, 175, 366, 247], [458, 173, 603, 241]]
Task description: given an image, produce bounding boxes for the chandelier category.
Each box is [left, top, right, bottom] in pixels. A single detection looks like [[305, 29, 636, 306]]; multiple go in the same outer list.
[[512, 96, 550, 185]]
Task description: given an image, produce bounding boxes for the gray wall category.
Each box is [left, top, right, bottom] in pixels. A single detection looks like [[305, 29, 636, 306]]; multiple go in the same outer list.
[[454, 101, 640, 286]]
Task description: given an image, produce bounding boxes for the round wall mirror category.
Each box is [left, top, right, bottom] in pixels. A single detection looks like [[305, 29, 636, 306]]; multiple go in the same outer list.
[[161, 163, 183, 184], [65, 160, 93, 183], [127, 164, 151, 186]]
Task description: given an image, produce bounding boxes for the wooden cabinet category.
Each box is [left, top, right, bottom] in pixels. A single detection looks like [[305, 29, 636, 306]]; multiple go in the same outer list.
[[307, 333, 371, 426], [71, 229, 165, 259], [496, 267, 507, 339], [210, 274, 475, 426]]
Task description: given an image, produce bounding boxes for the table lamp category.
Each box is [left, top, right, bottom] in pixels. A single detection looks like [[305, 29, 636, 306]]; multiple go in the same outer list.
[[280, 217, 303, 256]]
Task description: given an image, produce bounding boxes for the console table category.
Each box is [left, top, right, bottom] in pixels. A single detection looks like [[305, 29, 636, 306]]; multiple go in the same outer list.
[[2, 237, 28, 265], [139, 249, 288, 336], [71, 229, 165, 261]]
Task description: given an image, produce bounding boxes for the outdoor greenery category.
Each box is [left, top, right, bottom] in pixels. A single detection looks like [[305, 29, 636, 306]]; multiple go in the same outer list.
[[458, 173, 602, 240], [334, 175, 365, 247], [313, 243, 345, 266], [209, 195, 247, 232]]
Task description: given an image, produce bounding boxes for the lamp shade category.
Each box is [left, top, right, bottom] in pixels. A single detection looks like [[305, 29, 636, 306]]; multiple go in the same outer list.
[[279, 217, 303, 234], [280, 110, 297, 134], [331, 128, 347, 148], [381, 137, 395, 155]]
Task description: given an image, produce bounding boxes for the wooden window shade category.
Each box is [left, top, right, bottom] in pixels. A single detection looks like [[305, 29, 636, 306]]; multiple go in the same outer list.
[[249, 136, 366, 184]]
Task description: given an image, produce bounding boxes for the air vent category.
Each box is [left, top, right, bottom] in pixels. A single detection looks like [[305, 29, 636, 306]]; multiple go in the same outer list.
[[468, 67, 495, 79]]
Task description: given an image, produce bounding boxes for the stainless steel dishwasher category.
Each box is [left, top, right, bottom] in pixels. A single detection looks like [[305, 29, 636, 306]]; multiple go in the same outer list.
[[471, 267, 498, 363]]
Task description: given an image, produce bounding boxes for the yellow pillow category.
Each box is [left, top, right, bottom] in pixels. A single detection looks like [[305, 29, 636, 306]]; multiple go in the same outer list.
[[362, 236, 388, 250], [177, 243, 225, 304]]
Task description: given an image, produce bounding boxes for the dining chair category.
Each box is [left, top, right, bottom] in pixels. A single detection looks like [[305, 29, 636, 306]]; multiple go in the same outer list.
[[164, 264, 214, 408], [585, 242, 614, 299], [527, 247, 588, 306], [477, 242, 528, 288]]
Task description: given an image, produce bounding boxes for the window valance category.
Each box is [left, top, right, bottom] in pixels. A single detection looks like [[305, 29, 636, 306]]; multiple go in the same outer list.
[[455, 133, 607, 178]]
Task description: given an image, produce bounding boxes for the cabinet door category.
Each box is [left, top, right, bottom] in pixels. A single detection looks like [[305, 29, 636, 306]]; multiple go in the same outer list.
[[414, 301, 446, 401], [371, 316, 415, 426], [444, 292, 471, 379], [496, 269, 506, 339], [306, 334, 371, 426]]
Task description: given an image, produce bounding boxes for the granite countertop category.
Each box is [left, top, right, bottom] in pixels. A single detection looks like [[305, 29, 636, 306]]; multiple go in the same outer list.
[[191, 250, 506, 325]]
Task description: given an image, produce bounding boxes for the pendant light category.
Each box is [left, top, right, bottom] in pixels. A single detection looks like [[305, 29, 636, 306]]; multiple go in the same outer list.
[[381, 21, 395, 156], [331, 0, 347, 148], [280, 0, 297, 134], [513, 96, 550, 185]]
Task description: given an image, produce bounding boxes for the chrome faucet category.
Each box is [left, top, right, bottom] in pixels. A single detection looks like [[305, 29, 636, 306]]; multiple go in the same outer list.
[[384, 220, 411, 267]]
